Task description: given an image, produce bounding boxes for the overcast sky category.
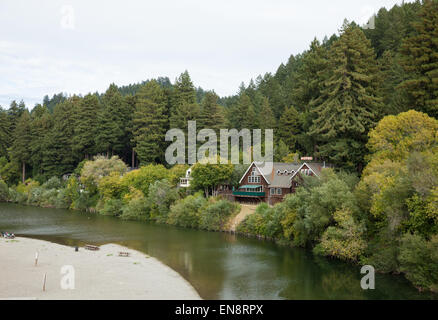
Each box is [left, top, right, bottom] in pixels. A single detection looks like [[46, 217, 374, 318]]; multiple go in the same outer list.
[[0, 0, 414, 108]]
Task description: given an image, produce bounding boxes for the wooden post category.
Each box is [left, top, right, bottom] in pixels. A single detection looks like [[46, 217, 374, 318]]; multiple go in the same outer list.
[[35, 252, 39, 266], [42, 273, 47, 291]]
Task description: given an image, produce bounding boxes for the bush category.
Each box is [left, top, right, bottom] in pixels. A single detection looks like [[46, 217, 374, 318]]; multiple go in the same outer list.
[[121, 164, 170, 195], [42, 176, 63, 190], [167, 193, 206, 228], [147, 179, 179, 222], [398, 233, 438, 292], [120, 197, 150, 221], [199, 199, 240, 231], [98, 198, 123, 216], [0, 179, 9, 201], [314, 209, 367, 262]]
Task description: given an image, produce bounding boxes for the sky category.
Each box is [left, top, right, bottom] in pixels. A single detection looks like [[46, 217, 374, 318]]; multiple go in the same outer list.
[[0, 0, 415, 108]]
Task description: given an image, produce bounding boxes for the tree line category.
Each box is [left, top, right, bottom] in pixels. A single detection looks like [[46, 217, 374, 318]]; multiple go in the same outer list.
[[0, 0, 437, 184]]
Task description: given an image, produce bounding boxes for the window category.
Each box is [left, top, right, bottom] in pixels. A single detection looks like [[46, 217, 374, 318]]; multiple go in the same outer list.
[[276, 188, 282, 195], [270, 188, 275, 195]]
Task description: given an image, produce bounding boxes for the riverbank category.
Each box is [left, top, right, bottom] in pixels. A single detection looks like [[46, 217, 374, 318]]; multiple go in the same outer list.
[[0, 237, 201, 300]]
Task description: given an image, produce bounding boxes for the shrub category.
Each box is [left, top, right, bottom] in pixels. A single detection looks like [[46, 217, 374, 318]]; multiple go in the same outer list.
[[42, 176, 63, 190], [167, 193, 206, 228], [121, 164, 170, 195], [98, 198, 123, 216], [147, 179, 179, 222], [120, 197, 150, 221], [0, 179, 9, 202], [199, 199, 240, 231], [398, 233, 438, 292], [314, 209, 367, 262]]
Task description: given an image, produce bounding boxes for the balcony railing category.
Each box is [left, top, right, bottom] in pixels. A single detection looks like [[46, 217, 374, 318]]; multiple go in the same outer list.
[[232, 191, 265, 197]]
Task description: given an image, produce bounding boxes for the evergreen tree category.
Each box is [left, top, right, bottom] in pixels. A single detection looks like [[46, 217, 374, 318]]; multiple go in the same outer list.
[[95, 84, 127, 156], [277, 106, 300, 150], [29, 104, 52, 177], [7, 100, 26, 134], [132, 80, 169, 164], [9, 110, 32, 182], [41, 98, 79, 177], [400, 0, 438, 118], [169, 71, 199, 130], [0, 108, 11, 158], [198, 91, 225, 132], [258, 97, 276, 130], [309, 22, 382, 171], [73, 94, 100, 159]]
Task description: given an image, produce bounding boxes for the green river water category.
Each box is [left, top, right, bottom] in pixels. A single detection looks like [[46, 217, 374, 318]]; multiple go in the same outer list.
[[0, 203, 435, 300]]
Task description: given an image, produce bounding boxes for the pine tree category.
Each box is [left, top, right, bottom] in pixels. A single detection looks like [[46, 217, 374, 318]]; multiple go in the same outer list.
[[7, 100, 26, 134], [29, 104, 52, 177], [400, 0, 438, 118], [277, 106, 300, 150], [258, 97, 276, 130], [0, 108, 11, 158], [198, 91, 225, 132], [73, 94, 100, 159], [132, 80, 169, 164], [169, 71, 199, 130], [232, 94, 257, 130], [41, 98, 79, 178], [95, 84, 127, 156], [9, 110, 32, 182], [309, 22, 382, 170]]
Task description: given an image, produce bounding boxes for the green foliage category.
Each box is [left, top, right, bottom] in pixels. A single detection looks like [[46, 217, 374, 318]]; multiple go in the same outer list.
[[199, 199, 240, 231], [121, 164, 170, 196], [399, 233, 438, 292], [0, 179, 9, 201], [314, 209, 367, 262], [147, 179, 179, 222], [400, 0, 438, 118], [190, 162, 234, 197], [167, 193, 206, 228], [80, 155, 128, 188], [132, 80, 169, 164], [120, 197, 150, 221]]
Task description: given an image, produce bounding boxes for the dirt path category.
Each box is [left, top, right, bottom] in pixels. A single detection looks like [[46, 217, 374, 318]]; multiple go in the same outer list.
[[229, 204, 257, 232]]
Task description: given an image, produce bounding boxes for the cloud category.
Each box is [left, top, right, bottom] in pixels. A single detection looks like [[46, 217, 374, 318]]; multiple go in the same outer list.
[[0, 0, 416, 108]]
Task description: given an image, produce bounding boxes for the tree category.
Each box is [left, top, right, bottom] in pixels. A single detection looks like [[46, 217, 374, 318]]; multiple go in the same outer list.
[[41, 97, 79, 178], [29, 104, 52, 178], [95, 84, 128, 156], [309, 22, 382, 171], [190, 162, 234, 197], [198, 91, 225, 132], [132, 80, 169, 164], [400, 0, 438, 118], [9, 110, 32, 183], [73, 94, 100, 159], [257, 97, 276, 131], [0, 108, 11, 158], [170, 71, 199, 130], [277, 106, 300, 150]]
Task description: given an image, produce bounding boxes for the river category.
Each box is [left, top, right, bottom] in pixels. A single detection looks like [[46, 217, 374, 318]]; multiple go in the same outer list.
[[0, 203, 435, 300]]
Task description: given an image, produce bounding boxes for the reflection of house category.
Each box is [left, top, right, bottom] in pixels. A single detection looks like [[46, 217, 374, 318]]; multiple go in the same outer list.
[[233, 162, 329, 205], [179, 167, 193, 187]]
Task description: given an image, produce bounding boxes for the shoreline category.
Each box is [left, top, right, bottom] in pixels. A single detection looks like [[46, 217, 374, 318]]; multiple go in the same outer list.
[[0, 237, 201, 300]]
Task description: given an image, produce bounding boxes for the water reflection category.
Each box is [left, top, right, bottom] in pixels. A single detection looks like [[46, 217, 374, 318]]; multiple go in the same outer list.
[[0, 203, 434, 300]]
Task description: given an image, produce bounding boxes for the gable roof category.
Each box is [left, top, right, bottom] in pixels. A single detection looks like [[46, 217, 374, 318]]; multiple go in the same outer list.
[[239, 162, 302, 188]]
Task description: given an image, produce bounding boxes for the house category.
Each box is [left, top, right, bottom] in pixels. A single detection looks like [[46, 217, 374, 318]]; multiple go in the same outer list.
[[179, 167, 193, 187], [233, 161, 329, 205]]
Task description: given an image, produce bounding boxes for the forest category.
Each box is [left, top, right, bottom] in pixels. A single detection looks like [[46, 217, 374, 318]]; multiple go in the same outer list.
[[0, 0, 437, 292]]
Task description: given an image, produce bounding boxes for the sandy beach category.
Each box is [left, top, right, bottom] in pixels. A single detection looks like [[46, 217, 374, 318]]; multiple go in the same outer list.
[[0, 237, 201, 300]]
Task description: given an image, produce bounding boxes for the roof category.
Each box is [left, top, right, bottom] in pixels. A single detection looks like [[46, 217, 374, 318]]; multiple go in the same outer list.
[[239, 161, 332, 189], [239, 162, 302, 188]]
